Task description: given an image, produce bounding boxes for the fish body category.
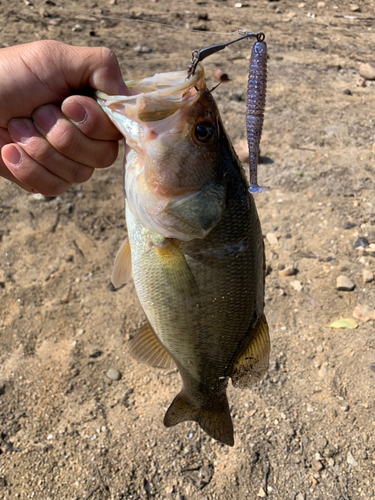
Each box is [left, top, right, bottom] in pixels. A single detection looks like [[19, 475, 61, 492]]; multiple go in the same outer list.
[[97, 67, 270, 446]]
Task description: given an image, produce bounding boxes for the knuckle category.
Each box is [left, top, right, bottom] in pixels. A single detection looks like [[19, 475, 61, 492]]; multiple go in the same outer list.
[[97, 141, 119, 167], [71, 164, 94, 184]]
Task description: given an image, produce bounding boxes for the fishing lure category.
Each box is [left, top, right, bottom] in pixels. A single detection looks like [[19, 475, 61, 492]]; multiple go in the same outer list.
[[187, 31, 268, 194], [245, 34, 268, 193]]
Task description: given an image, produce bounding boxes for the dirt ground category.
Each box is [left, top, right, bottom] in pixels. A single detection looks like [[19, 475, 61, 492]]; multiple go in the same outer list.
[[1, 0, 375, 498]]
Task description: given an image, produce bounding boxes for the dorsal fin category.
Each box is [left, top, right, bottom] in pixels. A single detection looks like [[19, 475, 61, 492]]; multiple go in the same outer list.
[[129, 321, 175, 370], [111, 236, 132, 288], [231, 314, 270, 389]]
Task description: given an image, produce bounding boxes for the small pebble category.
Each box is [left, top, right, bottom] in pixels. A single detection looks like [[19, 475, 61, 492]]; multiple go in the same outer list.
[[359, 62, 375, 81], [370, 362, 375, 373], [311, 460, 323, 472], [336, 275, 355, 291], [266, 232, 279, 245], [107, 368, 121, 381], [343, 88, 353, 95], [362, 269, 374, 283], [257, 487, 266, 498], [295, 494, 305, 500], [355, 77, 366, 87], [353, 303, 375, 322], [343, 221, 355, 229], [279, 265, 297, 277], [133, 44, 152, 54], [347, 451, 358, 466], [317, 1, 325, 7], [350, 4, 360, 12], [341, 404, 350, 412], [353, 236, 369, 249], [290, 280, 302, 292]]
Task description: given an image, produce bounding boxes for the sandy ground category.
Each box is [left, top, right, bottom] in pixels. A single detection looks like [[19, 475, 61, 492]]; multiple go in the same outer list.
[[1, 0, 375, 499]]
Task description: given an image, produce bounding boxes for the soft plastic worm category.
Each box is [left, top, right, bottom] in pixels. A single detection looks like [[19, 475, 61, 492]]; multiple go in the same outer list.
[[246, 40, 268, 193]]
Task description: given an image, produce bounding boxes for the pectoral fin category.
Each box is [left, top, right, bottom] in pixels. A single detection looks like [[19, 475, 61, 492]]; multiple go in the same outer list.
[[111, 237, 132, 288], [129, 321, 175, 370], [231, 315, 270, 389], [153, 240, 197, 295]]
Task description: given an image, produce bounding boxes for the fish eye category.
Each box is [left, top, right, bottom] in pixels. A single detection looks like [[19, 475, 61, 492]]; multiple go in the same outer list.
[[194, 122, 215, 143]]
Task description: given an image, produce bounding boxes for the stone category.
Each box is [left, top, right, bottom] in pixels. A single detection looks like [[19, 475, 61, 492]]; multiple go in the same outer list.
[[347, 451, 358, 466], [257, 487, 266, 498], [279, 265, 297, 277], [266, 232, 279, 245], [107, 368, 121, 381], [336, 275, 355, 291], [356, 77, 366, 87], [359, 62, 375, 81], [290, 280, 302, 291], [353, 236, 369, 248], [353, 303, 375, 322], [311, 460, 323, 472], [350, 4, 360, 12], [317, 1, 325, 7], [363, 269, 374, 283]]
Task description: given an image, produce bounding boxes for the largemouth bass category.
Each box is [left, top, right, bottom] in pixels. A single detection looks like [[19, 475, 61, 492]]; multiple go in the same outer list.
[[97, 66, 270, 446]]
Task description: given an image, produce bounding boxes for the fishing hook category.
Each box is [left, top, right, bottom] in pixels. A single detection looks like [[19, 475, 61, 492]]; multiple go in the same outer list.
[[187, 31, 265, 78]]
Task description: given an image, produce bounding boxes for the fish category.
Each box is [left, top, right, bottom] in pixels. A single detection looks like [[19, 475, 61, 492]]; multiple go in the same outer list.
[[97, 65, 270, 446]]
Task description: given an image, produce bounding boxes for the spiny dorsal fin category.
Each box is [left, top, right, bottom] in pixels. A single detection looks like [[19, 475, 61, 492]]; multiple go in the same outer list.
[[129, 321, 175, 370], [153, 240, 197, 295], [231, 314, 270, 389], [112, 236, 132, 288], [163, 389, 234, 446]]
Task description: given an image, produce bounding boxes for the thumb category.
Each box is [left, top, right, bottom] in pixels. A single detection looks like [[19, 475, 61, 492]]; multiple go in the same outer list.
[[58, 43, 129, 96]]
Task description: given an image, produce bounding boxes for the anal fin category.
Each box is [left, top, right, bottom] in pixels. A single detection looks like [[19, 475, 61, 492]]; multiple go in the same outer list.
[[163, 389, 234, 446], [111, 236, 132, 288], [231, 314, 270, 389], [129, 321, 175, 370]]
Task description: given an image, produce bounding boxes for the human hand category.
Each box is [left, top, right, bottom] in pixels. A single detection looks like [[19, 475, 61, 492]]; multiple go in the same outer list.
[[0, 40, 127, 195]]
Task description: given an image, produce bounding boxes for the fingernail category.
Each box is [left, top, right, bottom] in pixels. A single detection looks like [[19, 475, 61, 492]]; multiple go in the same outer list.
[[33, 106, 56, 132], [62, 100, 87, 124], [2, 145, 22, 167], [118, 79, 129, 96], [8, 119, 32, 144]]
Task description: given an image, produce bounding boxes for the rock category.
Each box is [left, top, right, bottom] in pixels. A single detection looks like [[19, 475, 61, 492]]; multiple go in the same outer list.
[[290, 280, 302, 291], [350, 4, 360, 12], [353, 303, 375, 322], [343, 221, 355, 229], [311, 460, 323, 472], [359, 62, 375, 81], [370, 363, 375, 373], [356, 77, 366, 87], [266, 232, 279, 245], [279, 265, 297, 277], [336, 275, 355, 291], [257, 487, 266, 498], [347, 451, 358, 466], [133, 44, 153, 54], [295, 494, 305, 500], [353, 236, 369, 248], [107, 368, 121, 381], [343, 88, 352, 95], [317, 1, 325, 7], [363, 269, 374, 283]]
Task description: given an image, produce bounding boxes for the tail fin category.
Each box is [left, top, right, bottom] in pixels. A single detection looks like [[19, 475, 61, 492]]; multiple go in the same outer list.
[[163, 389, 234, 446]]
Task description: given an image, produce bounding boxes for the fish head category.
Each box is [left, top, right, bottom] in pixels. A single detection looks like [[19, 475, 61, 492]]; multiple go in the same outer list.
[[97, 66, 228, 240]]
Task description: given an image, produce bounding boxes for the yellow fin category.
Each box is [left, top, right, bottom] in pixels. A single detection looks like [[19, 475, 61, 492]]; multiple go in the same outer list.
[[154, 240, 197, 295], [111, 237, 132, 288], [231, 315, 270, 389], [163, 389, 234, 446], [129, 321, 175, 370]]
